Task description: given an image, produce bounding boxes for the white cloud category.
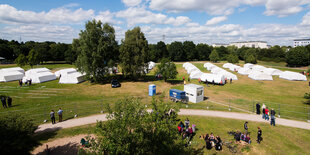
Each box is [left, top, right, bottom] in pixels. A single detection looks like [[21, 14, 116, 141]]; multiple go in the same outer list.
[[116, 7, 190, 26], [206, 16, 227, 25], [121, 0, 142, 7], [301, 12, 310, 26], [94, 11, 122, 24], [264, 0, 310, 17]]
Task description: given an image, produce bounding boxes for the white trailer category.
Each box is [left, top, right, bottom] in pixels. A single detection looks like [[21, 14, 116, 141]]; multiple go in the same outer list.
[[184, 84, 204, 103]]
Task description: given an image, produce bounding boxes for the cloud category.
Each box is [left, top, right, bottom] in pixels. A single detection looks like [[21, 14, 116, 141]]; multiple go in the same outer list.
[[205, 16, 227, 25], [121, 0, 142, 7], [301, 12, 310, 26], [264, 0, 310, 17], [94, 11, 122, 24], [116, 7, 190, 26]]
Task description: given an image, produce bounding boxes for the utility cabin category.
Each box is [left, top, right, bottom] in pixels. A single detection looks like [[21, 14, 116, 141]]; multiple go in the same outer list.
[[184, 84, 204, 103]]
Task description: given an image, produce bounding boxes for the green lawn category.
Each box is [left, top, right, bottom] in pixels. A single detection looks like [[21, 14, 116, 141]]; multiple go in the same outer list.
[[35, 116, 310, 155]]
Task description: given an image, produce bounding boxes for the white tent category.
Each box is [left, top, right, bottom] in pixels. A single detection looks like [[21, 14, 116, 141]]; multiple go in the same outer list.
[[54, 68, 77, 78], [217, 71, 238, 80], [263, 68, 283, 76], [238, 68, 252, 75], [185, 64, 196, 71], [59, 72, 85, 84], [0, 71, 24, 82], [148, 61, 156, 70], [204, 63, 216, 70], [229, 65, 241, 72], [248, 71, 273, 81], [24, 72, 57, 83], [0, 67, 24, 73], [211, 67, 225, 74], [187, 67, 199, 74], [25, 68, 50, 77], [190, 70, 203, 79], [223, 63, 233, 68], [183, 62, 191, 68], [279, 71, 307, 81], [252, 65, 266, 72], [200, 73, 225, 84], [244, 63, 254, 69]]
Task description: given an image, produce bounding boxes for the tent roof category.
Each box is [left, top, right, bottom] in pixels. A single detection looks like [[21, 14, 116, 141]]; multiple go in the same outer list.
[[248, 71, 273, 80], [223, 63, 233, 68], [263, 68, 283, 76], [238, 67, 252, 75], [279, 71, 307, 81]]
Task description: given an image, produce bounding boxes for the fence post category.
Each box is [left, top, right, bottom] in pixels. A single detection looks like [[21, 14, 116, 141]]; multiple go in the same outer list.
[[278, 104, 281, 118], [229, 99, 231, 111]]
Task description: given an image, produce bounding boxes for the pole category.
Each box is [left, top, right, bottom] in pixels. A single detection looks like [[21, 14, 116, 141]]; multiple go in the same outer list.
[[278, 104, 280, 118], [308, 107, 310, 122], [229, 99, 231, 111]]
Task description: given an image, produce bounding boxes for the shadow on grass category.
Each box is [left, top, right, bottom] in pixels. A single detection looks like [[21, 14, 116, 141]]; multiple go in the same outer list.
[[203, 97, 209, 101], [36, 142, 79, 155], [166, 79, 183, 85], [34, 127, 62, 143]]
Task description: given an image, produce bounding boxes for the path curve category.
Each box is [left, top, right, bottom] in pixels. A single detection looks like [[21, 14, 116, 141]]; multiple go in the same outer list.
[[36, 109, 310, 133]]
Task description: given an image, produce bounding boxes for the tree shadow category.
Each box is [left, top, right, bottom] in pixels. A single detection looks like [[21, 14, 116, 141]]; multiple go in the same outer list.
[[34, 127, 62, 142], [203, 97, 209, 101], [166, 79, 183, 85], [36, 142, 79, 155]]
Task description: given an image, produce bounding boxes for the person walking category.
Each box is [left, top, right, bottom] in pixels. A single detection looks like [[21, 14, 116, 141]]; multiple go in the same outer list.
[[1, 96, 7, 108], [230, 78, 232, 84], [257, 127, 262, 144], [244, 121, 248, 134], [270, 114, 276, 126], [256, 103, 261, 114], [58, 108, 63, 122], [50, 110, 56, 124], [29, 78, 32, 86], [185, 118, 190, 129], [262, 104, 266, 119], [7, 96, 12, 107], [265, 107, 269, 121]]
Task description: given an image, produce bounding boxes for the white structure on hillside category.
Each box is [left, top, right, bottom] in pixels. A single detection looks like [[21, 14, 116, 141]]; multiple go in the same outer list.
[[211, 43, 229, 47], [230, 41, 268, 49], [293, 39, 310, 47]]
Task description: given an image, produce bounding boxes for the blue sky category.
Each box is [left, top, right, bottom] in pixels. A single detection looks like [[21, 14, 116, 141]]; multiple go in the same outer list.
[[1, 0, 310, 46]]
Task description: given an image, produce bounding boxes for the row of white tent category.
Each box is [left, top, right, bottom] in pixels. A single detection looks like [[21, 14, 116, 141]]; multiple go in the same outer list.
[[223, 63, 307, 81], [205, 62, 238, 81], [0, 67, 85, 84]]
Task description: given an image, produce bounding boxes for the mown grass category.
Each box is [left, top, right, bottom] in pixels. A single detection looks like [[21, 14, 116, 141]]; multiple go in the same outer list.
[[35, 116, 310, 155]]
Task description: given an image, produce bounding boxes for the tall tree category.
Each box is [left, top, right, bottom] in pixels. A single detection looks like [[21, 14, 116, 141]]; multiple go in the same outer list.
[[156, 41, 168, 59], [27, 49, 41, 67], [244, 48, 257, 64], [196, 43, 212, 61], [209, 49, 220, 62], [75, 20, 118, 82], [15, 54, 28, 67], [168, 41, 184, 61], [183, 41, 197, 61], [119, 27, 149, 79], [227, 53, 239, 63], [286, 46, 309, 67], [156, 58, 178, 82]]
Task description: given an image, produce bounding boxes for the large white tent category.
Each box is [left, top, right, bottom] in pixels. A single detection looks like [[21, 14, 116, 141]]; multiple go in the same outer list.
[[187, 67, 199, 74], [217, 70, 238, 80], [204, 63, 216, 70], [24, 72, 57, 83], [59, 72, 85, 84], [229, 65, 241, 72], [0, 67, 24, 73], [238, 68, 252, 75], [252, 65, 266, 72], [0, 71, 24, 82], [279, 71, 307, 81], [263, 68, 283, 76], [223, 63, 233, 69], [25, 68, 50, 77], [190, 70, 203, 79], [200, 73, 225, 84], [244, 63, 254, 69], [248, 71, 273, 81], [183, 62, 191, 68], [54, 68, 77, 78]]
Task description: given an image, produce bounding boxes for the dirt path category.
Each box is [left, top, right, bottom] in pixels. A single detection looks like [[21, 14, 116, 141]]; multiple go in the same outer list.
[[32, 134, 94, 155], [36, 109, 310, 133]]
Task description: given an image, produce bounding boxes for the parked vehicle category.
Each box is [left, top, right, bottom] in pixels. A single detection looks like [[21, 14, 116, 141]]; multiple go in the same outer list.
[[169, 89, 187, 103], [111, 79, 121, 88]]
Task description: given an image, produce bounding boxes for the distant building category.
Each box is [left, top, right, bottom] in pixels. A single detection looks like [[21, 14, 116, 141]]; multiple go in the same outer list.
[[211, 43, 229, 48], [293, 39, 310, 47], [229, 41, 268, 49]]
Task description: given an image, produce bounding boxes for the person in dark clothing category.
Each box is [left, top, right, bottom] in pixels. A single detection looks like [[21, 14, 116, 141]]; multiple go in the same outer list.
[[256, 103, 261, 114], [29, 78, 32, 86], [19, 79, 23, 87], [270, 115, 276, 126], [235, 131, 241, 142], [206, 139, 212, 150], [188, 77, 190, 82], [257, 127, 262, 144], [215, 136, 222, 151], [50, 110, 56, 124], [7, 96, 12, 107], [244, 122, 248, 134], [1, 96, 7, 108], [230, 78, 232, 84], [262, 108, 265, 119], [270, 109, 276, 116], [178, 121, 185, 128], [212, 80, 215, 85]]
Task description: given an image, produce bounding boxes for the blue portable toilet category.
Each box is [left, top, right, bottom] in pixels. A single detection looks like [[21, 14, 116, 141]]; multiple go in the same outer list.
[[149, 84, 156, 96]]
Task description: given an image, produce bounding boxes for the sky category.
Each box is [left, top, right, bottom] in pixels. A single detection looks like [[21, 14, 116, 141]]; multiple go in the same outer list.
[[1, 0, 310, 46]]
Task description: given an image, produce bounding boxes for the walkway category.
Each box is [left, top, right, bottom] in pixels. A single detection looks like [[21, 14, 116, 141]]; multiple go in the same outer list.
[[35, 109, 310, 133]]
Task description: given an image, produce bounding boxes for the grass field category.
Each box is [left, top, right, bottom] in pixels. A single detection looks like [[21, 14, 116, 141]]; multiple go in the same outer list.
[[34, 115, 310, 155], [0, 61, 309, 125]]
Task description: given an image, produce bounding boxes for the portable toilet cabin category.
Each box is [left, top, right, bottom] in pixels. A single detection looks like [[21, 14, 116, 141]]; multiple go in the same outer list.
[[149, 84, 156, 96], [184, 84, 204, 103]]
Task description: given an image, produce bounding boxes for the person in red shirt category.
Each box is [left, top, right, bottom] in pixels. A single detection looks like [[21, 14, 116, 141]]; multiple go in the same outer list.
[[265, 107, 269, 121]]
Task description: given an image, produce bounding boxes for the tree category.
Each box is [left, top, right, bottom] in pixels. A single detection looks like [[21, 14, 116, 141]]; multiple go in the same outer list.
[[75, 20, 118, 82], [15, 54, 27, 67], [27, 49, 41, 67], [183, 41, 196, 61], [119, 27, 149, 79], [168, 41, 185, 61], [244, 48, 257, 64], [156, 58, 178, 82], [156, 41, 168, 59], [0, 114, 38, 154], [286, 46, 309, 67], [227, 53, 239, 63], [196, 43, 212, 61], [86, 97, 194, 154], [209, 49, 219, 62]]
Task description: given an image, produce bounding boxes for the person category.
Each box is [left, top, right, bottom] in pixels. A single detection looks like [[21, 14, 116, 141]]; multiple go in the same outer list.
[[262, 104, 266, 119], [270, 108, 276, 116], [25, 79, 28, 86], [198, 78, 201, 84], [204, 133, 209, 142], [58, 108, 63, 122], [184, 80, 186, 85], [244, 121, 248, 134], [29, 78, 32, 86], [7, 96, 12, 107], [235, 131, 241, 143], [206, 81, 209, 87], [209, 133, 216, 146], [265, 107, 269, 121], [185, 118, 190, 129], [270, 114, 276, 126], [178, 121, 185, 128], [19, 79, 23, 87], [230, 78, 232, 84], [215, 136, 222, 151], [245, 134, 251, 144], [240, 133, 245, 141], [256, 103, 261, 114], [187, 127, 194, 140], [212, 80, 215, 85], [188, 77, 190, 82], [309, 80, 310, 86], [50, 110, 56, 124], [257, 127, 262, 144], [183, 76, 185, 81], [206, 139, 212, 150], [225, 78, 227, 84], [1, 96, 7, 108]]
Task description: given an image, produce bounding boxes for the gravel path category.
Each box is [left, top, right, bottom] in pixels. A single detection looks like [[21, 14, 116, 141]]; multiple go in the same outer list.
[[36, 109, 310, 133]]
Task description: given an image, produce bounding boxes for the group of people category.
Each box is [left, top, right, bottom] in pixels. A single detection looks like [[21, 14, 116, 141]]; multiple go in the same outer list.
[[234, 131, 251, 144], [243, 122, 263, 144], [50, 108, 63, 124], [18, 78, 32, 87], [201, 133, 222, 151], [256, 103, 276, 126], [1, 96, 12, 108], [177, 118, 196, 144]]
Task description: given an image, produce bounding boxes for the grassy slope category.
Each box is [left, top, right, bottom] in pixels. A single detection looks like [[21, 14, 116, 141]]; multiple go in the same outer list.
[[35, 116, 310, 155]]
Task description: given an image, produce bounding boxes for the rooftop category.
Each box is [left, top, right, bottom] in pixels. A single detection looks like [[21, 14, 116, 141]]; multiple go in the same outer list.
[[293, 39, 310, 41]]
